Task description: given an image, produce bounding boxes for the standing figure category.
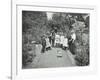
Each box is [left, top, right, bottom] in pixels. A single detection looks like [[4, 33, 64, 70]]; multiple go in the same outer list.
[[55, 33, 60, 47], [51, 31, 55, 47], [41, 35, 46, 53], [48, 32, 52, 44], [71, 30, 76, 43], [60, 33, 64, 48], [63, 36, 68, 50], [45, 36, 51, 51]]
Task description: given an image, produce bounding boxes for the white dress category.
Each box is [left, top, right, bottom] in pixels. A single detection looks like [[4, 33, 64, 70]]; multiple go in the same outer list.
[[55, 34, 60, 44], [45, 38, 51, 48], [63, 38, 68, 47], [71, 33, 76, 41], [60, 35, 64, 45]]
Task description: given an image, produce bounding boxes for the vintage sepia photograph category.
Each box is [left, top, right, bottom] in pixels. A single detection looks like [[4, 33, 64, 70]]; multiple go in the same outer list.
[[22, 11, 89, 69]]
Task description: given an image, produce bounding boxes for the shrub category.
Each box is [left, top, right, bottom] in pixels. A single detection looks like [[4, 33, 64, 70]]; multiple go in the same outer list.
[[22, 43, 36, 67], [75, 46, 89, 66]]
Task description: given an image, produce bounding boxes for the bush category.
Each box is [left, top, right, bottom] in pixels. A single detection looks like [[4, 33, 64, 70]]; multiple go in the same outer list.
[[22, 43, 36, 66], [75, 46, 89, 66]]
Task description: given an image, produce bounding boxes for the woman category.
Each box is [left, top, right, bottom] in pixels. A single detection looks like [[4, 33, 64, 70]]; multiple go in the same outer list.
[[71, 30, 76, 43], [63, 36, 68, 50], [45, 36, 51, 51], [51, 31, 55, 47], [60, 33, 64, 48]]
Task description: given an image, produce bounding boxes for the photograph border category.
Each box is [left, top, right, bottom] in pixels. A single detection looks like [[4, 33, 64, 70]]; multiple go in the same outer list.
[[11, 1, 97, 80]]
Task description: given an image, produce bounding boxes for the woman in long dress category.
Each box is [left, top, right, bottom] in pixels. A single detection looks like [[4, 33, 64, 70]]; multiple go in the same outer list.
[[45, 36, 51, 51], [51, 31, 55, 47], [60, 34, 64, 48], [71, 31, 76, 43], [63, 36, 68, 50]]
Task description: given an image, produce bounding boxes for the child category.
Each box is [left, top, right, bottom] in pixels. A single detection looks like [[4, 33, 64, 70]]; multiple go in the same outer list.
[[41, 35, 46, 53], [55, 33, 60, 47]]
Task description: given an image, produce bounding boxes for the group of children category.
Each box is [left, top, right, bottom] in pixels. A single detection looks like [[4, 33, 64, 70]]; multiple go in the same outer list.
[[55, 32, 68, 50], [41, 30, 76, 53]]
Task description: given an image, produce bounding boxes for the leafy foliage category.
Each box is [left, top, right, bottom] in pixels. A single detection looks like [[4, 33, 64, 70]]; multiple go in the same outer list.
[[22, 11, 47, 66]]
